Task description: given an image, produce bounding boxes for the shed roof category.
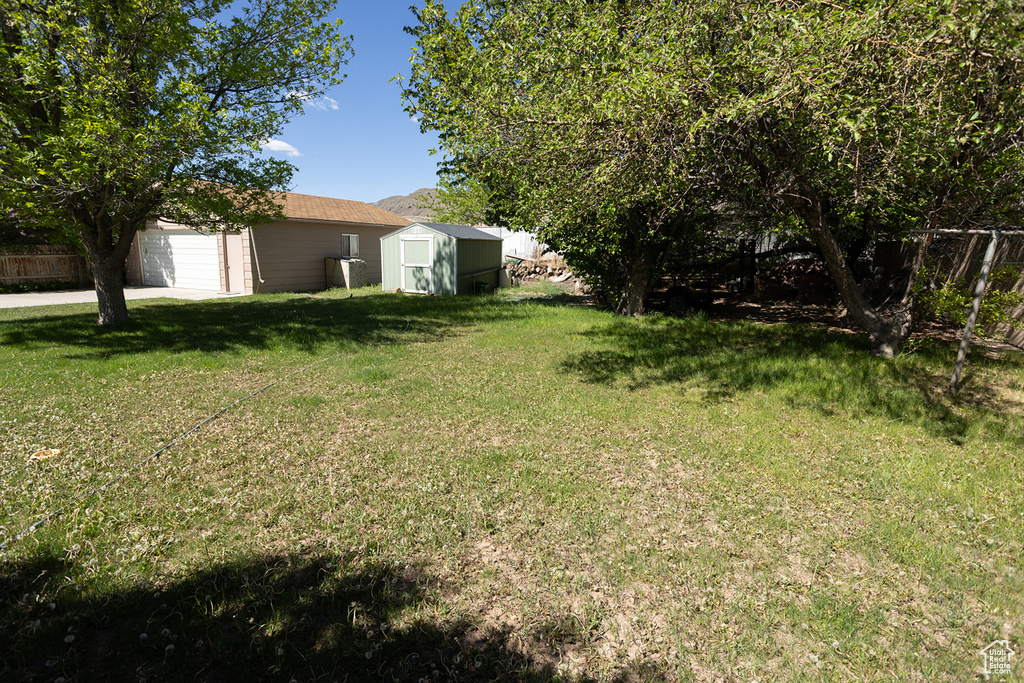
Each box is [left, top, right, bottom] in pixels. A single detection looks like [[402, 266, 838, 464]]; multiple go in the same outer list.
[[276, 191, 410, 228], [382, 222, 502, 240]]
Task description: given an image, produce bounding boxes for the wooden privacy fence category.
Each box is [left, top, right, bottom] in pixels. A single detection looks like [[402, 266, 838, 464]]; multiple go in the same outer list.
[[0, 246, 90, 286]]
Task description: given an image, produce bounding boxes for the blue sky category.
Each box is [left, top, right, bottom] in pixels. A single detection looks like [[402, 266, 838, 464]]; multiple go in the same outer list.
[[260, 2, 440, 204]]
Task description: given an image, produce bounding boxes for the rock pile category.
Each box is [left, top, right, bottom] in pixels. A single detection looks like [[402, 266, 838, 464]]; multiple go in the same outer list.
[[506, 257, 573, 283]]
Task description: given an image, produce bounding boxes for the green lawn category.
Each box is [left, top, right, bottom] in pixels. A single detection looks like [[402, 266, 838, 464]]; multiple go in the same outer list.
[[1, 286, 1021, 681]]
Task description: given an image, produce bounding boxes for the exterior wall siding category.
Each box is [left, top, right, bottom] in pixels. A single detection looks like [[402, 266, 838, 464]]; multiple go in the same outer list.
[[217, 233, 226, 292], [126, 233, 144, 286], [241, 228, 255, 295], [126, 213, 404, 295], [456, 239, 502, 277], [249, 220, 391, 293], [382, 226, 452, 294]]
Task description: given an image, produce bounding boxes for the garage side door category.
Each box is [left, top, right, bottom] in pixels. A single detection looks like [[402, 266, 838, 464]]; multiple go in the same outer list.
[[139, 231, 220, 291]]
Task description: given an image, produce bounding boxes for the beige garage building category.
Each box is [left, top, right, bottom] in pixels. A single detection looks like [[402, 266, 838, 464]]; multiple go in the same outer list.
[[126, 192, 410, 294]]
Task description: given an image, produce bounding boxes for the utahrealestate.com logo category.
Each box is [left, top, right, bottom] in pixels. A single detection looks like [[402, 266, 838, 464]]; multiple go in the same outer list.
[[980, 640, 1015, 676]]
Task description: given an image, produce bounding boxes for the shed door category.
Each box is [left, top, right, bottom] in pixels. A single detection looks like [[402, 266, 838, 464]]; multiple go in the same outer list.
[[139, 230, 220, 290], [401, 237, 433, 293]]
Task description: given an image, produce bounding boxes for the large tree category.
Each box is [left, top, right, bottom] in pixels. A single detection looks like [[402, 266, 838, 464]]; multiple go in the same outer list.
[[404, 0, 722, 315], [701, 0, 1024, 355], [405, 0, 1024, 353], [0, 0, 350, 324]]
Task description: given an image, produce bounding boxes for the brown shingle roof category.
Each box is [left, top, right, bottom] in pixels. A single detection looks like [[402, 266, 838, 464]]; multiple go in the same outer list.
[[276, 191, 410, 227]]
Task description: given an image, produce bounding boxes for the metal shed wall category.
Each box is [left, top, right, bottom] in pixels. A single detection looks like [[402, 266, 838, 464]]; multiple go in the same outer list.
[[381, 224, 502, 295], [456, 238, 503, 294], [381, 225, 447, 293], [433, 233, 457, 295], [380, 230, 403, 291]]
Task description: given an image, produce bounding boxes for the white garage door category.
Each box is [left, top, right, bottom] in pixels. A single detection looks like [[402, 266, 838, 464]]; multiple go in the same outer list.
[[139, 230, 221, 291]]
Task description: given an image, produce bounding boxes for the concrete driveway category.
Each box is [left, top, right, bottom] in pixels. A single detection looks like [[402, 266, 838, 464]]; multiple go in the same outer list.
[[0, 286, 246, 310]]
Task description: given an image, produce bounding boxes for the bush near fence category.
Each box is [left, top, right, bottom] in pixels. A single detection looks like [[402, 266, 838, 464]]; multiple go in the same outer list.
[[927, 234, 1024, 347]]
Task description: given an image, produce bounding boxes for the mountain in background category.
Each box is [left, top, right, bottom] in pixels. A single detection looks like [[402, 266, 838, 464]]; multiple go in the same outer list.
[[373, 187, 439, 223]]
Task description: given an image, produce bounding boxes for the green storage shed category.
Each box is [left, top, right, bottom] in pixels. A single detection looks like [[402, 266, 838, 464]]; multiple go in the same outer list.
[[380, 222, 503, 295]]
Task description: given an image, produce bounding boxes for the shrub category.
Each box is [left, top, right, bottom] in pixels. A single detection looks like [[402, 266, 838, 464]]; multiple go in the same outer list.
[[914, 265, 1024, 337]]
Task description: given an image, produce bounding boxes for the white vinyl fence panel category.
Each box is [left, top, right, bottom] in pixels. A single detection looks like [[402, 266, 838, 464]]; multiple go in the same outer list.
[[474, 227, 550, 259]]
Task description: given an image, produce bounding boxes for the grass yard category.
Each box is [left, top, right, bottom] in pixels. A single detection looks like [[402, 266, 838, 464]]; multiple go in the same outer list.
[[0, 285, 1022, 682]]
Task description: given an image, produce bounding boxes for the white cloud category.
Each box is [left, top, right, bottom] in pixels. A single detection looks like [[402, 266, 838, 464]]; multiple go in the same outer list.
[[261, 138, 302, 158], [308, 96, 340, 111], [288, 91, 339, 111]]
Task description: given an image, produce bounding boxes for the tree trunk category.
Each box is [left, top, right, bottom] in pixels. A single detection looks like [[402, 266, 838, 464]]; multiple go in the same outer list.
[[612, 209, 685, 317], [732, 126, 918, 355], [617, 268, 649, 316], [792, 193, 902, 356], [616, 248, 657, 317], [92, 255, 129, 325], [78, 218, 139, 326]]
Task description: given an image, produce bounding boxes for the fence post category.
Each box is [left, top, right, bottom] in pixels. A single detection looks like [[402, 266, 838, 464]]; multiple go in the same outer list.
[[949, 231, 1000, 395]]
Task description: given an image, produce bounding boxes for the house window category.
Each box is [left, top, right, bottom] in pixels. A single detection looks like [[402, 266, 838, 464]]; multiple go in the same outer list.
[[342, 234, 359, 258]]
